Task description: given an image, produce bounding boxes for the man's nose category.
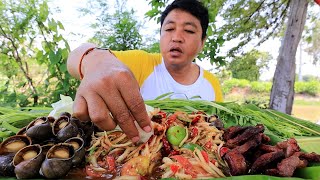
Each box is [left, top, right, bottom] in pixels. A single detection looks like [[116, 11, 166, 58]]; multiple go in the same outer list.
[[172, 31, 183, 43]]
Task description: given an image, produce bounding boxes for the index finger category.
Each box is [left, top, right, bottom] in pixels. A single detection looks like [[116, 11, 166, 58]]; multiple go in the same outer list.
[[117, 76, 151, 133]]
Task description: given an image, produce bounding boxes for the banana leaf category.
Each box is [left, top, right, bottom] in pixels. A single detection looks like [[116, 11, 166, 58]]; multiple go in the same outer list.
[[215, 175, 304, 180], [294, 166, 320, 180], [296, 137, 320, 154]]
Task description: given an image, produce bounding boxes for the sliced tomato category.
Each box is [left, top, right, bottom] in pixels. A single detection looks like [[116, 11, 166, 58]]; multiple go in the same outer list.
[[170, 164, 180, 174], [106, 155, 116, 171], [315, 0, 320, 5], [171, 155, 196, 178], [85, 165, 104, 178]]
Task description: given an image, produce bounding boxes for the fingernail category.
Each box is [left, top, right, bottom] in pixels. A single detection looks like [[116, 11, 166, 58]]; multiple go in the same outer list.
[[143, 126, 152, 132], [131, 136, 140, 143]]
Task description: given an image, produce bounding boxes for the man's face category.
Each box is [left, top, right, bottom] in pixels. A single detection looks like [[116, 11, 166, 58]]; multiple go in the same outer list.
[[160, 9, 205, 68]]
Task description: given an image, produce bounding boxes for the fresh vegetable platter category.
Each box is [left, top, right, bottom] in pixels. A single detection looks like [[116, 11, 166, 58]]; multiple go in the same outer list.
[[0, 95, 319, 179]]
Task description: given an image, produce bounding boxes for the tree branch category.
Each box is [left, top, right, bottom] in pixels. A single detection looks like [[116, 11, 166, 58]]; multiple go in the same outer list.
[[0, 24, 39, 105], [244, 0, 266, 24]]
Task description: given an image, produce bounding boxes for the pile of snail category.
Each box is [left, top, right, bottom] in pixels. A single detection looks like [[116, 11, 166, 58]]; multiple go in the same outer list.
[[0, 112, 93, 179]]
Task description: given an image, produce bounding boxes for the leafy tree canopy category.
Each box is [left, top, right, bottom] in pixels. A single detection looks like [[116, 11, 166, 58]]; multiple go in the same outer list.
[[80, 0, 160, 51], [0, 0, 77, 107], [227, 50, 272, 81], [304, 11, 320, 64]]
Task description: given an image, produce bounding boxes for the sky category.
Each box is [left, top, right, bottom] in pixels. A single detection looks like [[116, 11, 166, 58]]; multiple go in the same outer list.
[[49, 0, 319, 81]]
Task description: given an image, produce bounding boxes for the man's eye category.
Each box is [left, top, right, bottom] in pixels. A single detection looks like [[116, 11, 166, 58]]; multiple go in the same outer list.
[[165, 28, 174, 31], [185, 30, 195, 34]]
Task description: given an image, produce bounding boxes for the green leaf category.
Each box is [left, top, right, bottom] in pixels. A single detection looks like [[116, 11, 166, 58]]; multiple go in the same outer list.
[[48, 19, 57, 32], [49, 50, 60, 65], [59, 64, 67, 73], [57, 21, 65, 30], [214, 175, 304, 180], [296, 137, 320, 154], [39, 2, 49, 21], [2, 121, 19, 133], [295, 166, 320, 180]]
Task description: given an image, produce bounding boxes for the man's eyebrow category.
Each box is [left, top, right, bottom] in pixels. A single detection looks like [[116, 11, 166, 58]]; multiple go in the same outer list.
[[163, 20, 175, 25], [164, 20, 198, 29], [184, 22, 198, 29]]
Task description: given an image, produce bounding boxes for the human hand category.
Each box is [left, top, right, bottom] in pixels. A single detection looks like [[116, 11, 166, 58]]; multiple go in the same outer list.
[[72, 49, 151, 143]]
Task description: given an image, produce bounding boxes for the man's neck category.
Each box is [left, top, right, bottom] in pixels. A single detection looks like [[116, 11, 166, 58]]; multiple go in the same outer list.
[[165, 63, 200, 85]]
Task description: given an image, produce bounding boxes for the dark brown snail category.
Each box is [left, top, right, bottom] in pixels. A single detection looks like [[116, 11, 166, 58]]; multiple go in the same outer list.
[[13, 144, 45, 179], [65, 137, 85, 166], [0, 135, 32, 177], [26, 116, 55, 142], [40, 143, 75, 178], [53, 116, 79, 142]]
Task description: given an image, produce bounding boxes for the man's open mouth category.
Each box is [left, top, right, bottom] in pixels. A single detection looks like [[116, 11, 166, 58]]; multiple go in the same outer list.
[[169, 47, 183, 53]]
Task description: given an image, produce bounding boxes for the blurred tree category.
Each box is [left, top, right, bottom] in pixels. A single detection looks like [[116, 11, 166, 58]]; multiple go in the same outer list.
[[228, 50, 272, 81], [305, 17, 320, 64], [269, 0, 308, 114], [0, 0, 77, 106], [80, 0, 146, 51]]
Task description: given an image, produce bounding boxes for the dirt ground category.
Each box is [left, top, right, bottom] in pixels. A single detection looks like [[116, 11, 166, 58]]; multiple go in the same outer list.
[[292, 105, 320, 123], [292, 94, 320, 123]]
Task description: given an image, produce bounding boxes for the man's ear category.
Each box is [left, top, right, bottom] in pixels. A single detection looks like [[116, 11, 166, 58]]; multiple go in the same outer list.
[[200, 36, 207, 51]]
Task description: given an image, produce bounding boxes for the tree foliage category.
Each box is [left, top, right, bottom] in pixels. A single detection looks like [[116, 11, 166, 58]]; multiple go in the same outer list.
[[219, 0, 289, 56], [305, 14, 320, 64], [228, 50, 272, 81], [80, 0, 144, 51], [0, 0, 77, 107]]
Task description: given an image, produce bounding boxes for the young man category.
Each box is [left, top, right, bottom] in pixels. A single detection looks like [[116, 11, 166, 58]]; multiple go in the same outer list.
[[67, 0, 223, 143]]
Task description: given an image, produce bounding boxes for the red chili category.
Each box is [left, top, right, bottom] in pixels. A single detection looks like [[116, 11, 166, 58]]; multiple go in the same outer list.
[[167, 114, 177, 126], [158, 111, 167, 118], [190, 127, 198, 138], [169, 150, 180, 156], [161, 137, 172, 157], [191, 115, 201, 125], [205, 141, 213, 149], [201, 150, 209, 163], [220, 147, 230, 157]]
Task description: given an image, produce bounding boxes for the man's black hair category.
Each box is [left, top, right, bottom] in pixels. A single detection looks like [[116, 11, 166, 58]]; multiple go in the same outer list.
[[160, 0, 209, 40]]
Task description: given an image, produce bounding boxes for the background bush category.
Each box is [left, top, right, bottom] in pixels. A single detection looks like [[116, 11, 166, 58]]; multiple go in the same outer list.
[[222, 78, 320, 96], [295, 81, 320, 96]]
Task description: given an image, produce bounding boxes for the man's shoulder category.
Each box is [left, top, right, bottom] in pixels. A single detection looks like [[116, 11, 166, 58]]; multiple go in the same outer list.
[[113, 50, 161, 58], [202, 69, 218, 78]]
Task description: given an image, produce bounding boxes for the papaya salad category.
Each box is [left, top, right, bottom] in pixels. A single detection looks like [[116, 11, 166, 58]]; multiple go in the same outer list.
[[85, 108, 229, 179]]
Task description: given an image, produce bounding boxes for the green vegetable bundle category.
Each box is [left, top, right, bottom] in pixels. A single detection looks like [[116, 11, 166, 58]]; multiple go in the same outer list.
[[0, 106, 52, 142], [145, 98, 320, 143]]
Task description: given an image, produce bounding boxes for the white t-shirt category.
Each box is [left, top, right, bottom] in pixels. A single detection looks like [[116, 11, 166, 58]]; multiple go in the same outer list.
[[141, 59, 215, 101], [112, 50, 223, 102]]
